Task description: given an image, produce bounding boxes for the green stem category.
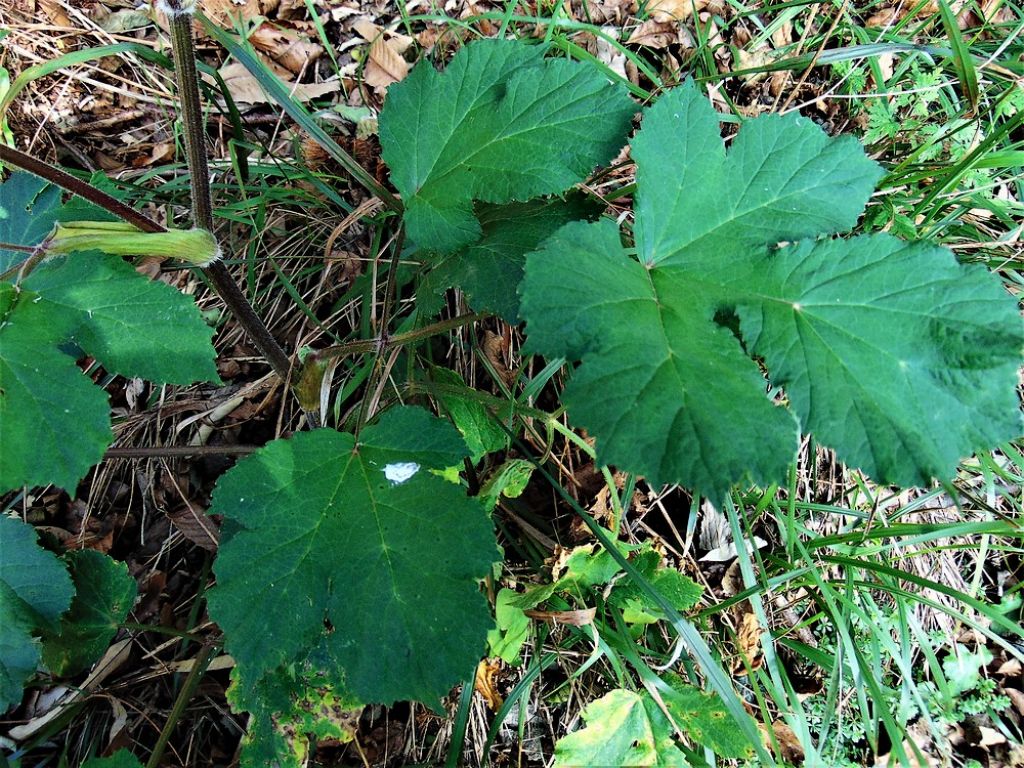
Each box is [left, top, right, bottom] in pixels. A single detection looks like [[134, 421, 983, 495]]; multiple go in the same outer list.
[[352, 231, 406, 441], [165, 1, 293, 382], [314, 312, 484, 363], [0, 245, 48, 283], [104, 444, 258, 458], [145, 640, 219, 768]]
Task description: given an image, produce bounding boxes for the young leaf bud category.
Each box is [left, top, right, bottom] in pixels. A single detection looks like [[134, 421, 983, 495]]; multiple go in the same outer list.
[[46, 221, 222, 266]]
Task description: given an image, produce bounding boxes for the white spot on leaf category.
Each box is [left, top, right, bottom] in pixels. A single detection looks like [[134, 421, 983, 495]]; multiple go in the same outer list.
[[384, 462, 420, 485]]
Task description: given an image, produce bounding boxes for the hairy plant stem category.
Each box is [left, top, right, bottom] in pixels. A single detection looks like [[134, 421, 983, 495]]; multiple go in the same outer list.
[[104, 444, 258, 458], [165, 3, 293, 381], [313, 312, 484, 363], [0, 144, 165, 232]]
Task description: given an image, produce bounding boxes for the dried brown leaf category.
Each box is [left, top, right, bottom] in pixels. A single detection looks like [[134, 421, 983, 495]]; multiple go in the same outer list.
[[626, 20, 680, 49], [644, 0, 708, 22], [167, 504, 220, 551], [474, 659, 504, 710], [364, 36, 410, 90], [249, 22, 322, 75], [213, 62, 339, 106]]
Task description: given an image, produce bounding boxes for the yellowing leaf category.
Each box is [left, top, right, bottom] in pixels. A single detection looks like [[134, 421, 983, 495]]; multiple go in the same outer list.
[[553, 689, 688, 767]]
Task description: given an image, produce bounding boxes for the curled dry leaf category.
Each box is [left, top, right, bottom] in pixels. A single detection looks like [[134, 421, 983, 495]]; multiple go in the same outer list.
[[643, 0, 709, 22], [768, 720, 805, 765], [249, 21, 322, 75], [212, 62, 340, 107], [626, 20, 686, 49], [166, 504, 220, 552], [733, 609, 763, 674], [364, 36, 410, 90], [474, 658, 504, 710], [201, 0, 279, 27], [524, 607, 598, 627]]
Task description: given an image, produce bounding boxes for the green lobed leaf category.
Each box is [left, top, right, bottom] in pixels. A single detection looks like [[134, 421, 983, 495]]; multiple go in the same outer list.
[[942, 645, 993, 696], [0, 515, 74, 711], [613, 568, 702, 626], [379, 39, 635, 254], [521, 81, 1024, 499], [486, 587, 531, 665], [552, 689, 689, 767], [729, 235, 1023, 486], [431, 368, 509, 462], [23, 252, 220, 384], [479, 458, 534, 512], [420, 196, 600, 321], [42, 549, 136, 676], [0, 283, 112, 491], [207, 406, 499, 706]]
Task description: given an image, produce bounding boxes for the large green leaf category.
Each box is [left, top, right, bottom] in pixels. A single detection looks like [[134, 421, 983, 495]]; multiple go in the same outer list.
[[42, 549, 136, 676], [1, 250, 219, 492], [0, 283, 112, 491], [659, 672, 756, 760], [23, 252, 219, 384], [521, 81, 1023, 499], [0, 171, 219, 493], [207, 406, 499, 705], [379, 39, 635, 254], [0, 515, 74, 711], [552, 689, 688, 767]]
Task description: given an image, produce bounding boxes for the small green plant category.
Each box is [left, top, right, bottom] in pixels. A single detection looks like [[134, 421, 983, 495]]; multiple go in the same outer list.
[[1, 27, 1021, 767], [0, 515, 135, 711]]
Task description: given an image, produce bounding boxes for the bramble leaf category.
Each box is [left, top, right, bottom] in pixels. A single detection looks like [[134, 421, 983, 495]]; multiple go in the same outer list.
[[207, 406, 499, 706], [379, 39, 634, 254], [0, 515, 74, 711], [521, 81, 1023, 499], [552, 689, 688, 767], [42, 549, 136, 676]]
